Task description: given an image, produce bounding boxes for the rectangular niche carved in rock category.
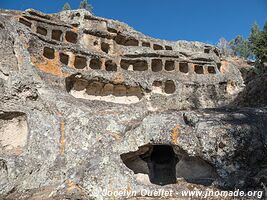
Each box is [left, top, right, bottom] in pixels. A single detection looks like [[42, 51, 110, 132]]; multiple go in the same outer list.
[[179, 62, 189, 73], [107, 27, 117, 33], [142, 42, 151, 47], [59, 52, 69, 65], [74, 56, 87, 69], [101, 42, 110, 54], [152, 59, 163, 72], [194, 65, 204, 74], [52, 30, 63, 41], [164, 80, 176, 94], [120, 60, 148, 71], [36, 26, 47, 36], [43, 47, 55, 59], [165, 60, 175, 71], [133, 60, 148, 71], [120, 60, 131, 70], [165, 45, 173, 50], [204, 49, 210, 53], [65, 31, 78, 44], [115, 34, 139, 46], [90, 58, 102, 70], [152, 81, 163, 93], [153, 44, 164, 50], [152, 81, 162, 87], [207, 66, 216, 74], [125, 38, 139, 46], [0, 112, 28, 152], [113, 85, 127, 96], [105, 60, 117, 71], [66, 76, 144, 104], [19, 18, 32, 28]]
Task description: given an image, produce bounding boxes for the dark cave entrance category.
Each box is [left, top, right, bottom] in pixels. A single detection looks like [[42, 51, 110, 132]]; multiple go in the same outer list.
[[121, 144, 217, 187], [148, 145, 178, 185], [121, 144, 178, 186]]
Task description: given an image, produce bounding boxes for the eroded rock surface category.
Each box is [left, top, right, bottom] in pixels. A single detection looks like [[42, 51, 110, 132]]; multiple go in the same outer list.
[[0, 8, 266, 200]]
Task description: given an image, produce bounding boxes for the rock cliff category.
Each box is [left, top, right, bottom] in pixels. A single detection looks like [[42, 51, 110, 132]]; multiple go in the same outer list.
[[0, 9, 266, 199]]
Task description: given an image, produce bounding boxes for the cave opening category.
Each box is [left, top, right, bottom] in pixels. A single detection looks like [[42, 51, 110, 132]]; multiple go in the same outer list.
[[121, 144, 178, 186], [121, 144, 217, 187], [148, 145, 178, 185]]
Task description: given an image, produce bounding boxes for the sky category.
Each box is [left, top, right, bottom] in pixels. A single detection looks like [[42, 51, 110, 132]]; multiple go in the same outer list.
[[0, 0, 266, 44]]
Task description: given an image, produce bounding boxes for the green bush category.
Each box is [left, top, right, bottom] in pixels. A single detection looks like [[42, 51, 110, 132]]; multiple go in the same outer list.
[[249, 21, 267, 63]]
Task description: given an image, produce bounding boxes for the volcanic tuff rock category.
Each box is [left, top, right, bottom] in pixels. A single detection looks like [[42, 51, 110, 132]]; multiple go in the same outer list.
[[0, 8, 266, 200]]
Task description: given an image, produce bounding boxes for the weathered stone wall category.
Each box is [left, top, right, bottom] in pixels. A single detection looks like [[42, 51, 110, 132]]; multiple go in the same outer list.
[[0, 8, 266, 200]]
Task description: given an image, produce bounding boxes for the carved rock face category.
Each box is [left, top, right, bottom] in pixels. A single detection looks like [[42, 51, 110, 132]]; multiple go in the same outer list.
[[0, 8, 265, 200]]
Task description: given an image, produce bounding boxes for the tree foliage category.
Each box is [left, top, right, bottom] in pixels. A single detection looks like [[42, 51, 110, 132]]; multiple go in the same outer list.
[[217, 20, 267, 63], [62, 2, 71, 11], [79, 0, 93, 13], [249, 22, 261, 48], [249, 21, 267, 62], [230, 35, 252, 59]]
